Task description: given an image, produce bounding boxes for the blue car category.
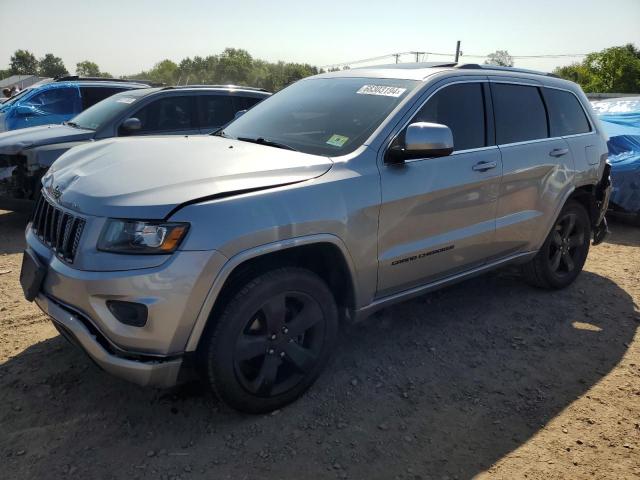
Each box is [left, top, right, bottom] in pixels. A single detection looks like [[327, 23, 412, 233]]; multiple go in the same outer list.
[[592, 96, 640, 219], [0, 77, 152, 132]]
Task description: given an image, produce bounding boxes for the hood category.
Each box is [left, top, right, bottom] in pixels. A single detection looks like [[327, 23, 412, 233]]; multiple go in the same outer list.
[[0, 124, 94, 154], [46, 135, 333, 218]]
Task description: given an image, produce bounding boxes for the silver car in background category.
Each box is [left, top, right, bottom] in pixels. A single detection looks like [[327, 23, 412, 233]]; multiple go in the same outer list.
[[20, 63, 611, 413]]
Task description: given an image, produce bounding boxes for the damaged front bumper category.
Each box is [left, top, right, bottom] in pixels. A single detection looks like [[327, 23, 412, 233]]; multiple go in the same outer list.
[[35, 293, 184, 387]]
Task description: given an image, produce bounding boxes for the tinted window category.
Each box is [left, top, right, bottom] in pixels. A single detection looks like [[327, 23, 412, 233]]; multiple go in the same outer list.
[[544, 88, 591, 136], [23, 87, 80, 115], [72, 89, 149, 130], [131, 96, 193, 133], [235, 96, 263, 110], [492, 84, 547, 144], [413, 83, 486, 151], [197, 95, 236, 129], [222, 78, 418, 156], [80, 87, 129, 110]]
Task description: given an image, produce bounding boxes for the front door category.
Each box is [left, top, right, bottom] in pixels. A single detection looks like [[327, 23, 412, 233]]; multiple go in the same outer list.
[[377, 80, 502, 297]]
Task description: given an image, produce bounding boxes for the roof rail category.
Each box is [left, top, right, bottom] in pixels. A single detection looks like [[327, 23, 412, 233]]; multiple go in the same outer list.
[[53, 76, 164, 86], [455, 63, 559, 78], [161, 84, 269, 92]]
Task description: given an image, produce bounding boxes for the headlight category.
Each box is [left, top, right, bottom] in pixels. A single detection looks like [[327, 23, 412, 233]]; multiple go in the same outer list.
[[98, 219, 189, 254]]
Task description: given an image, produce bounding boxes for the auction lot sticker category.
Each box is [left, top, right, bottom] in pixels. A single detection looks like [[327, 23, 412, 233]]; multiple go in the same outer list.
[[326, 134, 349, 147], [357, 85, 407, 97]]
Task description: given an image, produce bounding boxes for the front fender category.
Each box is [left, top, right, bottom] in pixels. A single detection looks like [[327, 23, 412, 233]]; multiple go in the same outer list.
[[183, 233, 357, 352]]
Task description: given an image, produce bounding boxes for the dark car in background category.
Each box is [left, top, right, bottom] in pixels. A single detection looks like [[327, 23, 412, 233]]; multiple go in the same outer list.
[[0, 76, 153, 132], [0, 85, 270, 211]]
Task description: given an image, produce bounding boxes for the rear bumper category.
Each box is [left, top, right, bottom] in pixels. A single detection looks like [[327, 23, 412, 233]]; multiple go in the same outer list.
[[35, 293, 183, 387]]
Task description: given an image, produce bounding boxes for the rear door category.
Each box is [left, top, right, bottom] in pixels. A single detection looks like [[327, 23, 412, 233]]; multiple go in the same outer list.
[[377, 79, 503, 297], [542, 87, 599, 176], [491, 80, 575, 255]]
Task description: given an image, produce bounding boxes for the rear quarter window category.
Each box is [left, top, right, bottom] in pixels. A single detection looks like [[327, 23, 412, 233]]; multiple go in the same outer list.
[[492, 83, 548, 144], [543, 88, 591, 136]]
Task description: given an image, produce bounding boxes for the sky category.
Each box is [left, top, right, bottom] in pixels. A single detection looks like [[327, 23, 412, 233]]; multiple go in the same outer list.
[[1, 0, 639, 76]]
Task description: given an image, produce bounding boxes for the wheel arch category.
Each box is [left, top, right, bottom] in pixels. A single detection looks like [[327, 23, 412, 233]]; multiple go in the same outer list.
[[185, 234, 358, 352]]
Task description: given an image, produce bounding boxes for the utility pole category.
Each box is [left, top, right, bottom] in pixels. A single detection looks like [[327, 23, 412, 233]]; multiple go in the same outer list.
[[410, 51, 426, 62], [392, 53, 401, 64], [454, 40, 461, 63]]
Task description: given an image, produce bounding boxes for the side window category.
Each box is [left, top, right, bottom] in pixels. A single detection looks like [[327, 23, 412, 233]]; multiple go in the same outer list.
[[492, 83, 548, 144], [235, 96, 263, 111], [413, 83, 486, 151], [80, 87, 127, 110], [129, 96, 193, 133], [197, 95, 236, 129], [544, 88, 591, 136], [23, 87, 80, 115]]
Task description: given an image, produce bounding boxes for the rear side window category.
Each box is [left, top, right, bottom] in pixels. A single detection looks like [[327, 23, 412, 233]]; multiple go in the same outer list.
[[492, 83, 548, 144], [80, 87, 128, 110], [235, 96, 263, 110], [544, 88, 591, 136], [131, 96, 194, 133], [413, 83, 486, 151], [23, 87, 80, 115], [197, 95, 236, 129]]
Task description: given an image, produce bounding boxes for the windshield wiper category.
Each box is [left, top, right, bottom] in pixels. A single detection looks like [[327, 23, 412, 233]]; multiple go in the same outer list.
[[64, 121, 80, 128], [236, 136, 297, 151]]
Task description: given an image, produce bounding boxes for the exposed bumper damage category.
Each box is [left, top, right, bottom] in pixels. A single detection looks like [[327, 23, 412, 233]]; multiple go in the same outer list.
[[592, 163, 612, 246], [35, 293, 184, 388], [0, 152, 41, 211]]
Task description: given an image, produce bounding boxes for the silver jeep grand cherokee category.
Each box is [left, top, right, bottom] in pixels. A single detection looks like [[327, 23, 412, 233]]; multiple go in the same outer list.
[[20, 63, 611, 413]]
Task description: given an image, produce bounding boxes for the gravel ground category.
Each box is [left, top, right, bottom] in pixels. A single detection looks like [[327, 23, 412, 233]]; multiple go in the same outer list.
[[1, 209, 638, 480]]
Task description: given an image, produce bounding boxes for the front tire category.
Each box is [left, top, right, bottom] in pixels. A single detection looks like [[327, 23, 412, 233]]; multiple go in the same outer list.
[[201, 267, 338, 413], [522, 201, 591, 289]]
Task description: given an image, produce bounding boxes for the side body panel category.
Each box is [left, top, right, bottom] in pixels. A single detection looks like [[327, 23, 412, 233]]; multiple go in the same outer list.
[[375, 77, 503, 296], [489, 77, 576, 255]]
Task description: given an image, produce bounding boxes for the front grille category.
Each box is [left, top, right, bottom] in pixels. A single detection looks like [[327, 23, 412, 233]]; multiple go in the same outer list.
[[31, 193, 86, 263]]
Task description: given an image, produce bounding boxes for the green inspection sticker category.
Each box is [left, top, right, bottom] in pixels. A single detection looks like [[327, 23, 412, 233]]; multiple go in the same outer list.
[[326, 134, 349, 147]]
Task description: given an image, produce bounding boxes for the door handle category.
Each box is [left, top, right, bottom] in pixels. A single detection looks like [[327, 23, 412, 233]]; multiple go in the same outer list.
[[472, 160, 497, 172], [549, 148, 569, 158]]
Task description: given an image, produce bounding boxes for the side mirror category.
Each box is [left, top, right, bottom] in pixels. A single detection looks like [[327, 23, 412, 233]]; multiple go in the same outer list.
[[121, 117, 142, 133], [387, 122, 454, 164], [15, 105, 34, 116], [234, 109, 247, 120]]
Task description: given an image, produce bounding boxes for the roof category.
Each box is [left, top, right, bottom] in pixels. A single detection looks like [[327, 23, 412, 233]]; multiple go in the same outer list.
[[317, 62, 563, 83], [0, 75, 47, 89], [161, 84, 271, 94]]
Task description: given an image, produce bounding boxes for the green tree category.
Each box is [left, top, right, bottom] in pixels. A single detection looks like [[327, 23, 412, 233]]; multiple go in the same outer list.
[[554, 44, 640, 93], [146, 59, 179, 84], [485, 50, 514, 67], [38, 53, 68, 77], [76, 60, 105, 77], [10, 49, 39, 75]]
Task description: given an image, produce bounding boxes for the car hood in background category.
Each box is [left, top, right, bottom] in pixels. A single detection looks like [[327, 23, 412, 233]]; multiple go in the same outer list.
[[46, 136, 333, 219], [0, 124, 94, 154]]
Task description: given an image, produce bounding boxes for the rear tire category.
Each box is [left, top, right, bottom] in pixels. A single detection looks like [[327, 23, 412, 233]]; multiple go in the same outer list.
[[200, 267, 338, 414], [522, 201, 591, 289]]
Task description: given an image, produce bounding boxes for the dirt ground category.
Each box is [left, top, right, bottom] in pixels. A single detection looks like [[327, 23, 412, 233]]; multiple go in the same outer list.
[[1, 209, 638, 480]]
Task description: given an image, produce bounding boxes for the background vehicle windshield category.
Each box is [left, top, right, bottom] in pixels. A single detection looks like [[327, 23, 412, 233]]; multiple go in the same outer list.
[[71, 89, 150, 130], [0, 88, 33, 110], [222, 77, 418, 156]]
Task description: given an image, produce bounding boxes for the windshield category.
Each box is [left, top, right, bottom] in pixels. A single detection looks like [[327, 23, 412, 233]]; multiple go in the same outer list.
[[0, 88, 33, 109], [221, 77, 419, 156], [70, 89, 150, 130]]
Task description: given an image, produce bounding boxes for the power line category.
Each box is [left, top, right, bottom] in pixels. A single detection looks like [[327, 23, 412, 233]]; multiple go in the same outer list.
[[320, 51, 588, 69]]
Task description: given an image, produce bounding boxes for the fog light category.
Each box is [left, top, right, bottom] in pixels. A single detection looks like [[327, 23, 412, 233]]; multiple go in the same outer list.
[[107, 300, 148, 327]]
